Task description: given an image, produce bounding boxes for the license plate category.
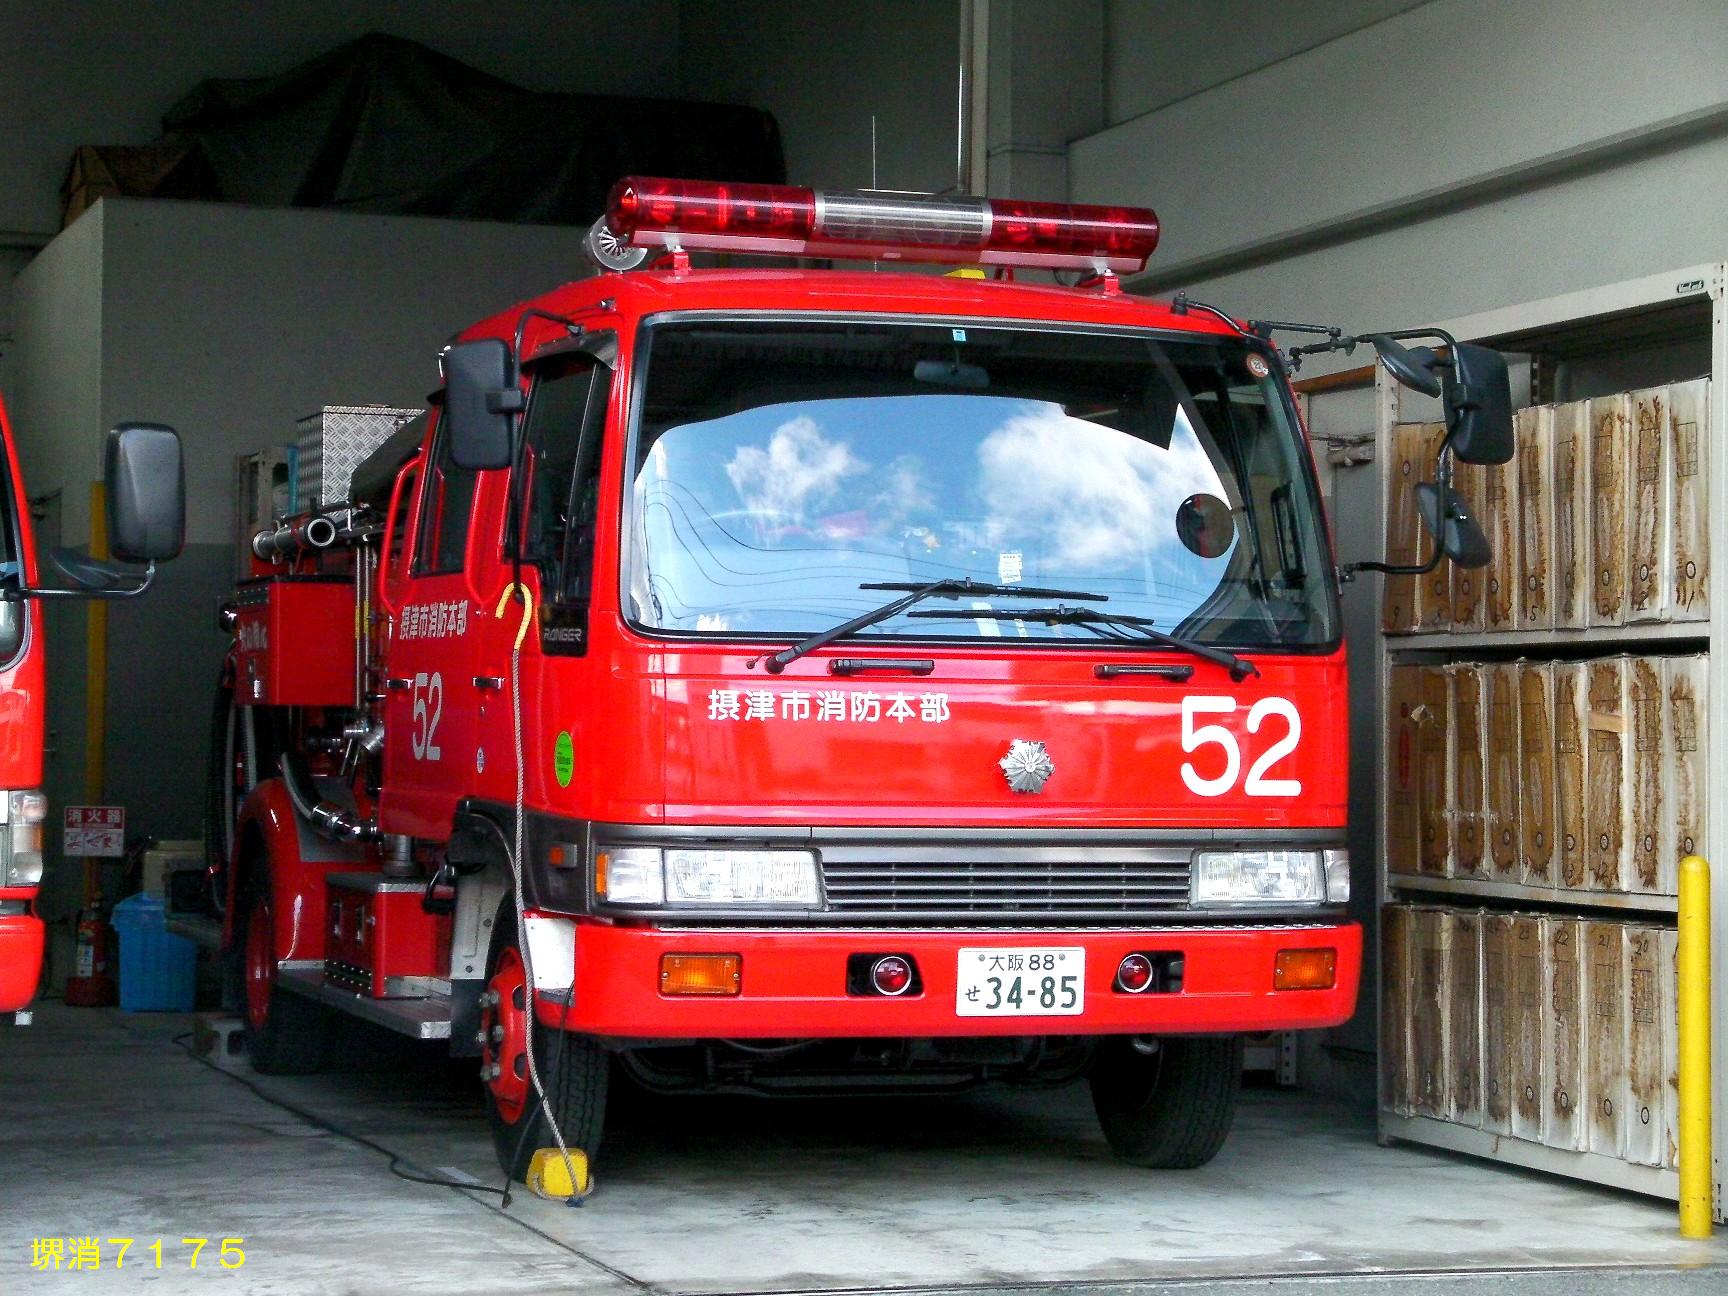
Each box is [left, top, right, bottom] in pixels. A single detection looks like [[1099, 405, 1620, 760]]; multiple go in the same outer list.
[[955, 947, 1085, 1017]]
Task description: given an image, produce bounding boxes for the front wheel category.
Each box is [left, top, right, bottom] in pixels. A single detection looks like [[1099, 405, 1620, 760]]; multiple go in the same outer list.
[[1089, 1034, 1243, 1169], [482, 903, 608, 1181], [239, 888, 330, 1075]]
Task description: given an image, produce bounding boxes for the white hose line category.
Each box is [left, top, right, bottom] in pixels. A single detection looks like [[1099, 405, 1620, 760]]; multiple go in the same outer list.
[[498, 584, 583, 1202]]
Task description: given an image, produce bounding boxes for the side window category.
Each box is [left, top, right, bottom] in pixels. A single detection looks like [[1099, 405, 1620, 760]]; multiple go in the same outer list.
[[522, 357, 609, 643], [414, 414, 481, 575]]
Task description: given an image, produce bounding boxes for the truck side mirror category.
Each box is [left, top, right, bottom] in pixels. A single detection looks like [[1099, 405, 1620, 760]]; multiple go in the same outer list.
[[1366, 334, 1442, 398], [1444, 343, 1514, 465], [1415, 481, 1491, 569], [444, 339, 519, 471], [105, 423, 184, 563]]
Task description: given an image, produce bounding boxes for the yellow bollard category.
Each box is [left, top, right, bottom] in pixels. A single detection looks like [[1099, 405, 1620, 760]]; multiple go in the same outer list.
[[1679, 854, 1713, 1238]]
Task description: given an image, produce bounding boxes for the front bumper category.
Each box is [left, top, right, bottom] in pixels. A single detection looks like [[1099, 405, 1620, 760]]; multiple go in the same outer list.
[[541, 918, 1361, 1038], [0, 909, 44, 1012]]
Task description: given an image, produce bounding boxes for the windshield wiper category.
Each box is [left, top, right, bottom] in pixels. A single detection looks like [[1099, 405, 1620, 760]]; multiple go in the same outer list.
[[754, 578, 1108, 674], [907, 604, 1261, 682]]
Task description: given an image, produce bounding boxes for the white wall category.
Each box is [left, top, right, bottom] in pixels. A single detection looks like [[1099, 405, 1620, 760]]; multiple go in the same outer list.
[[0, 1, 680, 240], [678, 0, 961, 194], [14, 200, 603, 548], [1102, 0, 1424, 126], [1074, 0, 1728, 307]]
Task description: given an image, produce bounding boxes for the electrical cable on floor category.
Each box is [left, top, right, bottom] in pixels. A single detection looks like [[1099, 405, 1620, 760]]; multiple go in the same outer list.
[[496, 582, 588, 1206], [168, 1031, 507, 1197]]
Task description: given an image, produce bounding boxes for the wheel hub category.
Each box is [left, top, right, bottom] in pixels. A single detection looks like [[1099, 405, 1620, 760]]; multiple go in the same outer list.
[[483, 946, 531, 1122]]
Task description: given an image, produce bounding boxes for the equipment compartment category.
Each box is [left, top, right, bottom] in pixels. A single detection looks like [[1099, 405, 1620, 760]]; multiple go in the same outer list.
[[233, 576, 354, 707]]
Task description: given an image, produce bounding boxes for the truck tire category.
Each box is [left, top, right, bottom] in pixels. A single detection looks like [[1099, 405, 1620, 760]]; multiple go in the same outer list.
[[483, 902, 608, 1181], [1089, 1034, 1243, 1169], [239, 887, 330, 1075]]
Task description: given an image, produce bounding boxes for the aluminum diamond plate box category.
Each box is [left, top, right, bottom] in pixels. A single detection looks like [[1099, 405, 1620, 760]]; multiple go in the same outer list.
[[294, 405, 421, 511]]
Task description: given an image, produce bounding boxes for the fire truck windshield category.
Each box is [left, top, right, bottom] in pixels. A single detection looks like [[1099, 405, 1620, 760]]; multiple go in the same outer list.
[[626, 318, 1339, 650]]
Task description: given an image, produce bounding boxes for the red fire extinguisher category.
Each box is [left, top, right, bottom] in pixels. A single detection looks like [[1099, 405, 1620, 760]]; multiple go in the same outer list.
[[64, 904, 115, 1006]]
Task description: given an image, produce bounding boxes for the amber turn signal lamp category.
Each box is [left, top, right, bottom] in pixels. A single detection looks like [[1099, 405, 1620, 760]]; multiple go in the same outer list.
[[660, 953, 742, 996], [1274, 947, 1336, 991]]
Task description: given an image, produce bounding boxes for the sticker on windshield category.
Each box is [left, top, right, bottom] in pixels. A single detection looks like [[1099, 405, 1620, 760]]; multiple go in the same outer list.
[[997, 551, 1023, 584], [707, 689, 950, 724], [1246, 353, 1271, 379]]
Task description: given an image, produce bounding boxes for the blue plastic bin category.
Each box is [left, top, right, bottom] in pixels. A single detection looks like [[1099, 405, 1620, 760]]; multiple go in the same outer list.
[[112, 893, 197, 1012]]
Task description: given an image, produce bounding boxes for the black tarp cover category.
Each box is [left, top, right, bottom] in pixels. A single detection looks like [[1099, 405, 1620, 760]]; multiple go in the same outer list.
[[160, 33, 785, 225]]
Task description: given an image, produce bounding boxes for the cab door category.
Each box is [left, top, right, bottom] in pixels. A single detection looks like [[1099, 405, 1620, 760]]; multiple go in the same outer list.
[[471, 348, 612, 816], [379, 410, 484, 839]]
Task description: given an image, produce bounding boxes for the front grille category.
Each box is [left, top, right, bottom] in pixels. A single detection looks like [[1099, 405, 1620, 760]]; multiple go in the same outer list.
[[819, 844, 1192, 923]]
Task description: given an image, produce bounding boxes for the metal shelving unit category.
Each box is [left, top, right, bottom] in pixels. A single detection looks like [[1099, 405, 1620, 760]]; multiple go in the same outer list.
[[1387, 875, 1679, 916], [1374, 262, 1728, 1212]]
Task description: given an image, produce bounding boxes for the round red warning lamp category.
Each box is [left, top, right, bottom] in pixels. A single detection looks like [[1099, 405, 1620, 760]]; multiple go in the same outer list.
[[604, 177, 1160, 273], [870, 955, 914, 997], [1116, 953, 1155, 994]]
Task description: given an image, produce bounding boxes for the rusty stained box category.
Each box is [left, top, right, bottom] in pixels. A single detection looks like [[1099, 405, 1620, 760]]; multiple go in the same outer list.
[[1509, 914, 1547, 1144], [1627, 387, 1671, 623], [1584, 918, 1627, 1159], [1584, 657, 1630, 892], [1669, 379, 1710, 622], [324, 872, 451, 999], [1482, 429, 1520, 633], [1543, 916, 1586, 1151], [1480, 912, 1516, 1136], [1385, 667, 1424, 876], [1410, 906, 1450, 1119], [1416, 666, 1451, 876], [1515, 406, 1554, 631], [1443, 908, 1482, 1129], [1518, 662, 1557, 888], [1661, 655, 1708, 895], [1588, 394, 1632, 627], [1484, 662, 1521, 883], [1623, 925, 1666, 1167], [1551, 400, 1592, 630], [233, 577, 356, 707], [1449, 664, 1487, 879], [1554, 660, 1591, 890], [1380, 904, 1413, 1117]]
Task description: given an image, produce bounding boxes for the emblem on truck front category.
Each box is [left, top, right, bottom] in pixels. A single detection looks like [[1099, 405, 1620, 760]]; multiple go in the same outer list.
[[999, 739, 1055, 794]]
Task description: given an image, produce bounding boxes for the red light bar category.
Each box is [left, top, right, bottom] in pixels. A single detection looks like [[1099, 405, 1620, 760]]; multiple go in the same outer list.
[[604, 177, 1159, 273]]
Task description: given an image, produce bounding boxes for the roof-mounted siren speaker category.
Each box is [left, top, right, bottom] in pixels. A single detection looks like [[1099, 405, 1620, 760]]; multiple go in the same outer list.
[[595, 177, 1160, 274], [585, 214, 649, 272]]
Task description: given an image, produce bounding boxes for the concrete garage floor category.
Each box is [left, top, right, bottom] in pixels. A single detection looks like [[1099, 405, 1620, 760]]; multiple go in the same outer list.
[[2, 1006, 1726, 1295]]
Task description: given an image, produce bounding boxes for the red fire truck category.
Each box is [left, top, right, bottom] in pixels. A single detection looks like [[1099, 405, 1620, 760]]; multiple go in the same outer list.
[[211, 178, 1510, 1175], [0, 394, 184, 1021]]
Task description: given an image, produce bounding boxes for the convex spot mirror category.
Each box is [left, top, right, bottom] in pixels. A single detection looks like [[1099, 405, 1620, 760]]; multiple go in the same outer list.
[[106, 423, 184, 562], [1415, 481, 1491, 569], [1176, 492, 1235, 559], [444, 338, 520, 471], [1444, 342, 1514, 465], [1366, 334, 1442, 398]]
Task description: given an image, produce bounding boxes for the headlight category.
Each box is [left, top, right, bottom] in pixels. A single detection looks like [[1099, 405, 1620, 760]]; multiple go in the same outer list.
[[1192, 848, 1339, 906], [597, 846, 821, 907], [598, 847, 666, 905], [8, 790, 46, 825], [2, 788, 45, 888]]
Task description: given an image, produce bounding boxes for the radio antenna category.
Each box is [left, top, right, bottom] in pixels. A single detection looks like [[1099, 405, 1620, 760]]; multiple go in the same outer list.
[[871, 114, 879, 190]]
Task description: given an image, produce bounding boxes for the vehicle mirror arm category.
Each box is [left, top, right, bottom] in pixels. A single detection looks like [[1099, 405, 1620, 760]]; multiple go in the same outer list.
[[0, 560, 158, 600], [1341, 447, 1455, 582]]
